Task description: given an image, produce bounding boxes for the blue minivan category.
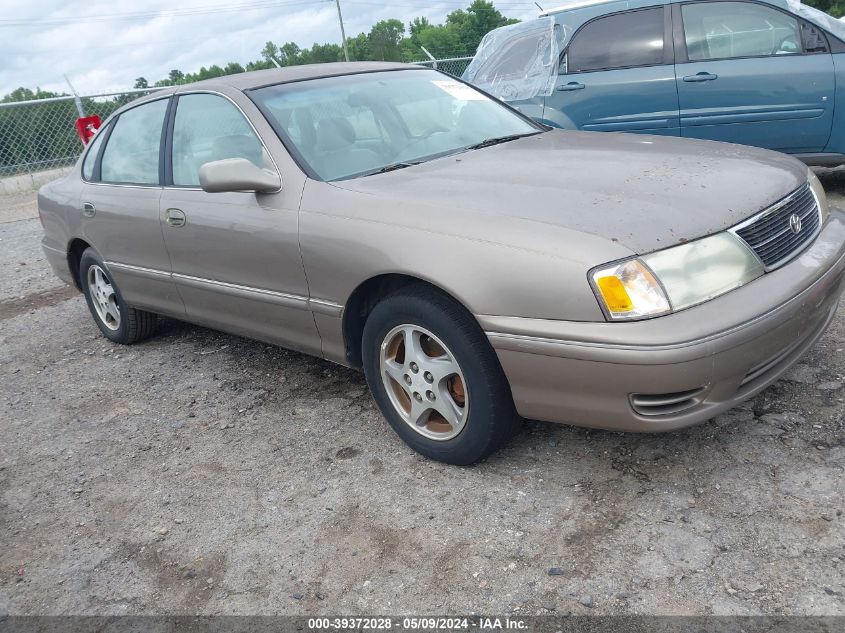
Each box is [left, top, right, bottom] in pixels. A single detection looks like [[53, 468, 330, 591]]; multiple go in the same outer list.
[[464, 0, 845, 165]]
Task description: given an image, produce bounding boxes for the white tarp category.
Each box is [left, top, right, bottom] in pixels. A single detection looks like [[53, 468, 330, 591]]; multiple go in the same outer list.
[[462, 17, 561, 101], [787, 0, 845, 40]]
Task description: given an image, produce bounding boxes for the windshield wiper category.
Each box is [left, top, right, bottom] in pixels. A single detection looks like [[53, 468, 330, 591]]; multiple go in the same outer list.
[[371, 160, 424, 175], [464, 132, 538, 151]]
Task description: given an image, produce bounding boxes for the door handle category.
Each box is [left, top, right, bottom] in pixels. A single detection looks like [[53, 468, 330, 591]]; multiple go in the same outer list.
[[557, 82, 586, 91], [164, 208, 186, 228], [683, 72, 718, 82], [82, 202, 95, 217]]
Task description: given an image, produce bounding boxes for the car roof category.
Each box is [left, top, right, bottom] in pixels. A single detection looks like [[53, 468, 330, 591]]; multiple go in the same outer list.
[[539, 0, 782, 15], [168, 61, 418, 94], [538, 0, 622, 16], [107, 62, 428, 121]]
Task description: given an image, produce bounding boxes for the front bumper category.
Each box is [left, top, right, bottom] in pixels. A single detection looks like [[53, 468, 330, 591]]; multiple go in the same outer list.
[[483, 210, 845, 432]]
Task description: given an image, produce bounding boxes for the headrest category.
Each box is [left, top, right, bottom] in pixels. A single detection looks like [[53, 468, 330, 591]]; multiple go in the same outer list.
[[316, 117, 356, 152]]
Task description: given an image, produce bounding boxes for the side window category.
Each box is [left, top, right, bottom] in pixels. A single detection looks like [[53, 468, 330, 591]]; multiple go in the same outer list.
[[682, 2, 802, 61], [802, 22, 829, 53], [100, 99, 168, 185], [172, 94, 264, 187], [81, 122, 109, 181], [566, 8, 665, 73]]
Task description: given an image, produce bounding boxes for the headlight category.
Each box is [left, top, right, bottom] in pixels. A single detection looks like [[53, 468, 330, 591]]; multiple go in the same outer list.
[[808, 168, 829, 223], [590, 259, 671, 320], [591, 233, 764, 321]]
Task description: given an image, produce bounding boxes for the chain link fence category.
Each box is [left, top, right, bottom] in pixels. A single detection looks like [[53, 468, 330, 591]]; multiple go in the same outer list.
[[0, 88, 163, 193], [413, 56, 473, 78], [0, 58, 472, 194]]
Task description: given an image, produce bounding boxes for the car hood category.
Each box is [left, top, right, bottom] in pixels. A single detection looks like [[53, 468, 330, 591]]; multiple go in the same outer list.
[[330, 129, 809, 254]]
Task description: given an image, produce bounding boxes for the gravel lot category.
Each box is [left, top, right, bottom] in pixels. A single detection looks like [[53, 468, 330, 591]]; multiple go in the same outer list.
[[1, 172, 843, 617]]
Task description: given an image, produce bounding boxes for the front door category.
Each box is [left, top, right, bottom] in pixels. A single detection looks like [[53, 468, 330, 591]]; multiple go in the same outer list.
[[546, 6, 681, 135], [674, 0, 834, 152], [158, 92, 321, 356]]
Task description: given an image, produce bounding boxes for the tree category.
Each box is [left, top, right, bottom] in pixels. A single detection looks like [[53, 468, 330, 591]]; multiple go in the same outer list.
[[260, 41, 280, 64], [223, 62, 245, 75], [2, 87, 61, 103], [412, 23, 463, 59], [369, 19, 405, 61], [246, 59, 275, 71], [308, 43, 343, 63], [409, 17, 431, 39], [168, 69, 185, 84], [133, 77, 149, 89], [346, 33, 370, 61], [279, 42, 303, 66], [448, 1, 517, 55]]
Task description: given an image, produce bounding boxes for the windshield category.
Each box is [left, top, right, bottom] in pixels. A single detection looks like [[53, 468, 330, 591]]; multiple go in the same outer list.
[[250, 69, 541, 181]]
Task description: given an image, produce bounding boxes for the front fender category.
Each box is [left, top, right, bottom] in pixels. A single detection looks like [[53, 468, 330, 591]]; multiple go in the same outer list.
[[299, 181, 632, 322], [536, 106, 579, 130]]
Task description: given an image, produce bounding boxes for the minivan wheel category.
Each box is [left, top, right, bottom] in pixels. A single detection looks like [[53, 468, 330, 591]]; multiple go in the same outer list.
[[79, 248, 157, 344], [362, 285, 519, 465]]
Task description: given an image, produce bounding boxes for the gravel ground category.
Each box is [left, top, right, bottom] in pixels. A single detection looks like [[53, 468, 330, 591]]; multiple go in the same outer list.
[[0, 174, 843, 617]]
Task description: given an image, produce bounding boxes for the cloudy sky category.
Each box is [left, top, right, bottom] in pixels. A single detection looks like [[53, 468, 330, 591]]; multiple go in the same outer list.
[[0, 0, 539, 97]]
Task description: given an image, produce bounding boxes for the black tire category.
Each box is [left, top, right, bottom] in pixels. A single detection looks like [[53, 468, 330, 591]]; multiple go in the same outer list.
[[362, 284, 520, 465], [79, 248, 157, 344]]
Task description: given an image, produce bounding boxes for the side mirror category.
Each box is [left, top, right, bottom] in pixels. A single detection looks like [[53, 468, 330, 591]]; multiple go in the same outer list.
[[198, 158, 281, 194]]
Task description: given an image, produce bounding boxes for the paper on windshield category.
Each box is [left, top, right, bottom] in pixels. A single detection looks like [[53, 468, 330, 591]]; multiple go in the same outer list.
[[431, 80, 487, 101]]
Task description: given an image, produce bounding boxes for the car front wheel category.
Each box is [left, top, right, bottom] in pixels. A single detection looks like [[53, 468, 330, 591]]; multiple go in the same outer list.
[[362, 285, 519, 465], [79, 248, 157, 344]]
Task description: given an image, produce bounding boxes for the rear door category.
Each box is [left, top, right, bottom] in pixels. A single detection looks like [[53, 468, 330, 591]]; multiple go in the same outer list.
[[673, 0, 834, 152], [80, 97, 184, 316], [546, 6, 681, 135]]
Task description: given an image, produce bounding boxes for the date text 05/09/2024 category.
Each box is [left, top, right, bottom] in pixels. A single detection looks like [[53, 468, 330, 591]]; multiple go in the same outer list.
[[307, 617, 529, 630]]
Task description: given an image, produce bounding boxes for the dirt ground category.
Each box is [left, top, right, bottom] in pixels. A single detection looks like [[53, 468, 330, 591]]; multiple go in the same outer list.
[[1, 172, 843, 617]]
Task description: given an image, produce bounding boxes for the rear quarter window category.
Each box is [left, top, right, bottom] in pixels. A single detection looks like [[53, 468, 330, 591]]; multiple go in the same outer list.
[[81, 123, 109, 181]]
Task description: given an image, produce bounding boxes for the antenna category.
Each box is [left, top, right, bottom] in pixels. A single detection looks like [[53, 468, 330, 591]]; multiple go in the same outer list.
[[534, 2, 544, 10], [64, 74, 84, 117], [335, 0, 350, 62]]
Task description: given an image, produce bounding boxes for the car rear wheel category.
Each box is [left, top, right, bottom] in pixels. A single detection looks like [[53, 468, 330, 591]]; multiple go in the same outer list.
[[362, 285, 519, 465], [79, 248, 157, 344]]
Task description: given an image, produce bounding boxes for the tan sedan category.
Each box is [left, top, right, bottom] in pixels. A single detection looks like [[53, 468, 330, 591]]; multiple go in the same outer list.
[[39, 62, 845, 464]]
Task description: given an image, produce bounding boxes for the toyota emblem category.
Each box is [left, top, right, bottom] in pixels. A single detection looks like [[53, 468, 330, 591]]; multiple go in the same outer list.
[[789, 213, 802, 235]]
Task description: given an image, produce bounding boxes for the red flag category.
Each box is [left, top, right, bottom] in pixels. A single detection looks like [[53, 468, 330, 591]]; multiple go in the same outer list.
[[75, 115, 102, 145]]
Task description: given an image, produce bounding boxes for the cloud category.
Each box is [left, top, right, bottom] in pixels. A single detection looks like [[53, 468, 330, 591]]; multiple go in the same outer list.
[[0, 0, 538, 96]]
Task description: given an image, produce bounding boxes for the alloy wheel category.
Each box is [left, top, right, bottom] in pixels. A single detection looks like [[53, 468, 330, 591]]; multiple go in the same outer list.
[[379, 324, 469, 441], [87, 264, 121, 331]]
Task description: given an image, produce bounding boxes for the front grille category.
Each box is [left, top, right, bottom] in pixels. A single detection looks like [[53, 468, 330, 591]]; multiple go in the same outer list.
[[630, 387, 706, 417], [733, 184, 821, 269]]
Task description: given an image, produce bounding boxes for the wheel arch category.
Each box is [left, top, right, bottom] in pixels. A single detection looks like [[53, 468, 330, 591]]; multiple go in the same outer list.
[[66, 238, 92, 291], [341, 273, 478, 368]]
